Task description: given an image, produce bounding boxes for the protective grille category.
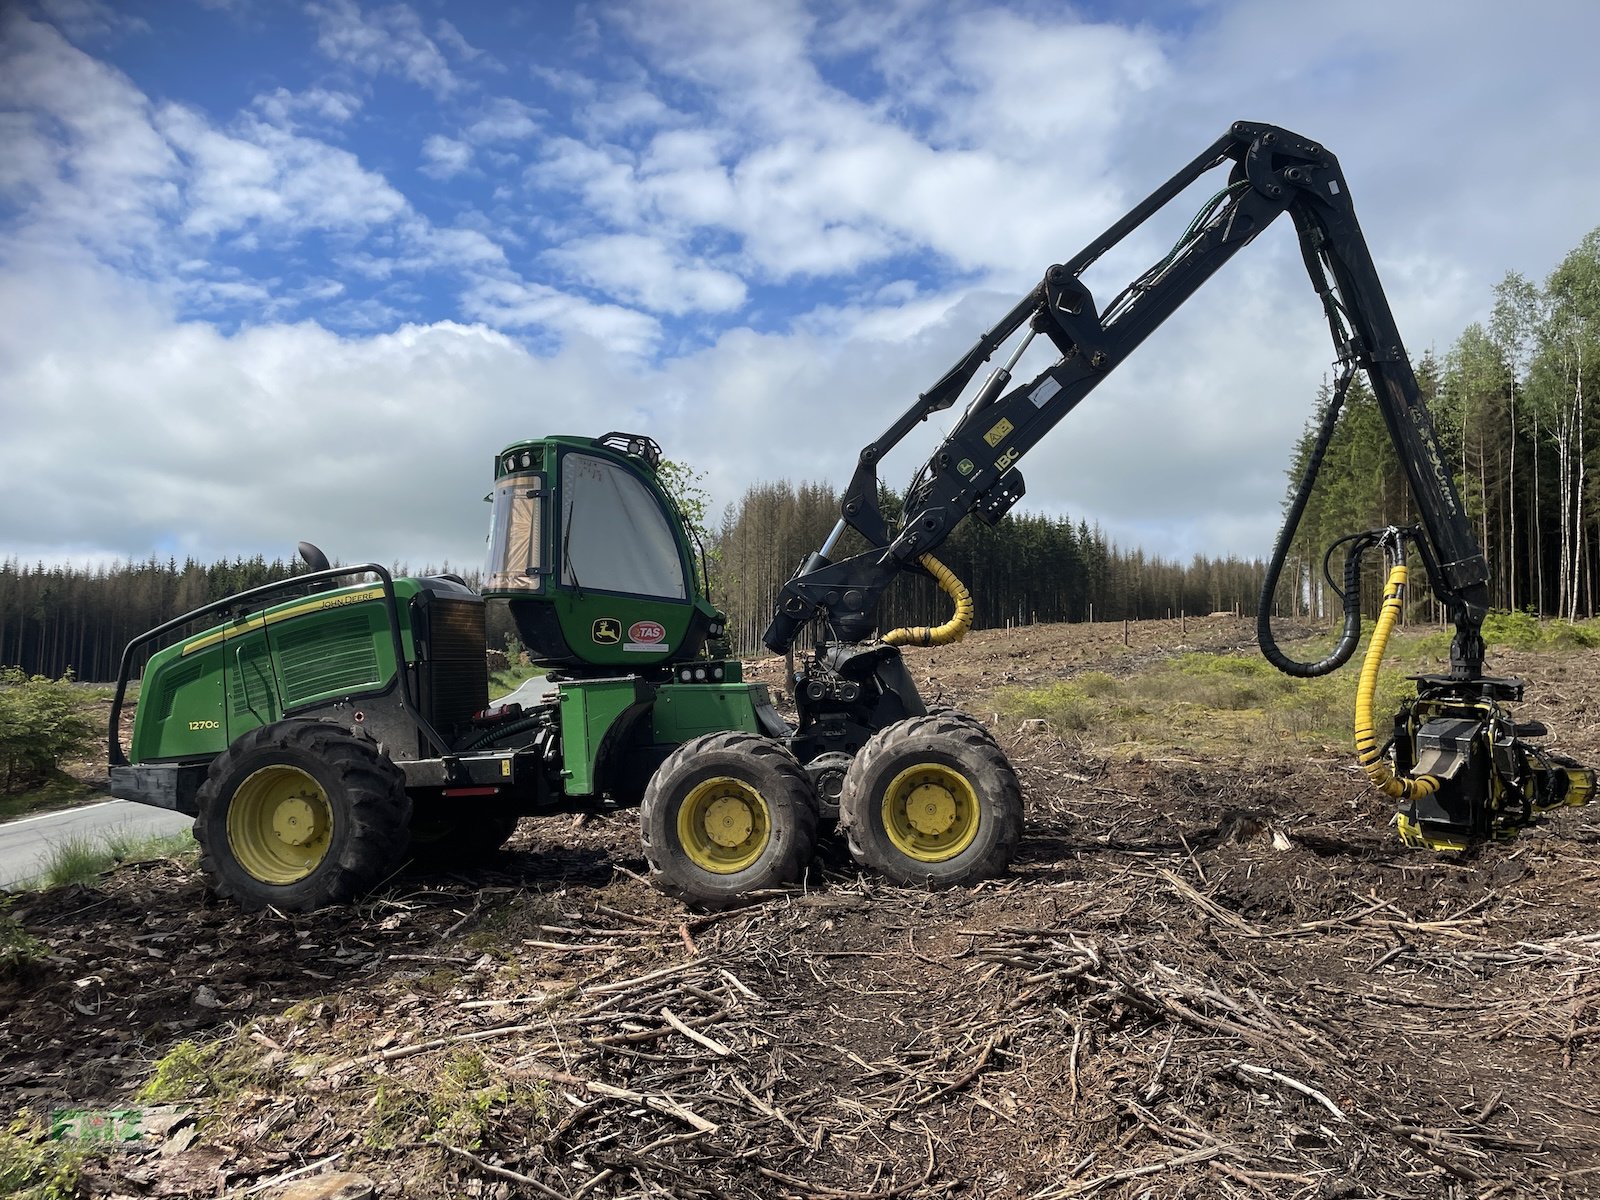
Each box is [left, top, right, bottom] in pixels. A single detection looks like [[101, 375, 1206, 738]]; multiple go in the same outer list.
[[276, 614, 382, 705], [424, 598, 488, 733]]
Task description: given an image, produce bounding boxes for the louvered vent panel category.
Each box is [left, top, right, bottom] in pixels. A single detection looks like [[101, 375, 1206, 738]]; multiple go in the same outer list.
[[276, 614, 382, 705]]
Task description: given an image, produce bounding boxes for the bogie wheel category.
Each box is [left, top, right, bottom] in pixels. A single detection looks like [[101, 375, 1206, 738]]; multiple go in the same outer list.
[[407, 799, 521, 868], [640, 731, 819, 908], [840, 714, 1022, 886], [195, 720, 411, 912]]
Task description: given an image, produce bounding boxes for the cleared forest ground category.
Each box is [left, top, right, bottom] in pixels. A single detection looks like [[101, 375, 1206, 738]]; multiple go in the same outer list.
[[5, 615, 1600, 1199]]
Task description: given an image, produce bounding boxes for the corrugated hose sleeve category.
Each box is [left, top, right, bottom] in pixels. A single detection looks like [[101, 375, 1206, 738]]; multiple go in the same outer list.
[[882, 554, 974, 647], [1354, 565, 1439, 801]]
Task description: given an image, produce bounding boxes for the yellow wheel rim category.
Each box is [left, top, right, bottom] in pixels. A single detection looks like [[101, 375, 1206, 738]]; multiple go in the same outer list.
[[882, 763, 980, 862], [677, 776, 771, 874], [227, 765, 334, 884]]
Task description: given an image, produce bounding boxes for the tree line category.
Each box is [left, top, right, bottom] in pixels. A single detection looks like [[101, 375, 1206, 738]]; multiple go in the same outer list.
[[1283, 228, 1600, 622], [6, 226, 1599, 678], [705, 482, 1264, 655]]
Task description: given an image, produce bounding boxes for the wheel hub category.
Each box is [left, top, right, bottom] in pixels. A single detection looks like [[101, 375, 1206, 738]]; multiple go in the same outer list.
[[271, 796, 323, 847], [882, 762, 981, 862], [228, 765, 335, 885], [904, 782, 958, 835], [703, 795, 755, 847]]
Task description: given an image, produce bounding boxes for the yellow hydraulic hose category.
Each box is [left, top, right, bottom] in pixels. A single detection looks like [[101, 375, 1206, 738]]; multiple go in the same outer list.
[[1354, 564, 1439, 801], [882, 554, 974, 647]]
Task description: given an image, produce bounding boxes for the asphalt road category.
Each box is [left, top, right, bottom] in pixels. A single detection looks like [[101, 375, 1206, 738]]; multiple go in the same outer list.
[[0, 799, 193, 889]]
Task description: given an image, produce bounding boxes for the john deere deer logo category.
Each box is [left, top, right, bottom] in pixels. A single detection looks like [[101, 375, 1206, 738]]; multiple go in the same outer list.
[[592, 618, 621, 645]]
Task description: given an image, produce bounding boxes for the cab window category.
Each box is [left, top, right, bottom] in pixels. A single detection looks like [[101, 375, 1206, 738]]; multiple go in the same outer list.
[[560, 453, 687, 600]]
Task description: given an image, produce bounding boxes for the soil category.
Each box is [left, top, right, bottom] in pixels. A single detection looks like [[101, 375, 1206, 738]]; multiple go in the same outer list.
[[5, 615, 1600, 1199]]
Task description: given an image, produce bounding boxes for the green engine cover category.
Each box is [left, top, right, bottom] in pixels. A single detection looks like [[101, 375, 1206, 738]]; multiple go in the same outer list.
[[130, 580, 419, 763]]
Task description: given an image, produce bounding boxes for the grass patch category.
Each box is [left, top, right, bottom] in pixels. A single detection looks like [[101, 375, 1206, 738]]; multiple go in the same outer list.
[[0, 900, 47, 981], [489, 663, 548, 697], [1412, 610, 1600, 657], [27, 828, 195, 890], [997, 631, 1437, 758], [0, 1113, 84, 1200]]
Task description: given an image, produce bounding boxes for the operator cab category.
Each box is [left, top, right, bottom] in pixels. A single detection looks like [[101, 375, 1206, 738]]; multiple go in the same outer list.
[[484, 432, 722, 672]]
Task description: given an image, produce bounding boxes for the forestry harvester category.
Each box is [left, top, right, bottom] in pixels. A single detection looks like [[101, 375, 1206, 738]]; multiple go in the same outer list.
[[108, 121, 1592, 911]]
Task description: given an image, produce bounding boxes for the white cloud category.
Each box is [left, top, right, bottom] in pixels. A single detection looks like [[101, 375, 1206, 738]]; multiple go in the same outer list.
[[466, 98, 538, 143], [546, 233, 746, 315], [420, 133, 472, 179], [34, 0, 147, 41], [253, 85, 364, 128], [160, 104, 409, 237], [307, 0, 459, 97], [0, 11, 179, 256], [459, 278, 661, 356]]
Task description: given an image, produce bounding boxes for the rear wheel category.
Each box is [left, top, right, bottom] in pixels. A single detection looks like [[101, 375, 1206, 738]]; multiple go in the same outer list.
[[195, 720, 410, 912], [640, 731, 818, 908], [840, 714, 1022, 886]]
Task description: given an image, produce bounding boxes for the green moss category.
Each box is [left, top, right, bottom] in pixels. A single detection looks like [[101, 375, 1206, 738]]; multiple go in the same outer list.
[[137, 1035, 261, 1104], [365, 1049, 549, 1151]]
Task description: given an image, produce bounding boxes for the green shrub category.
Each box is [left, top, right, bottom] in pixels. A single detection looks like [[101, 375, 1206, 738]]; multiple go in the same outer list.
[[0, 901, 46, 980], [0, 1114, 83, 1200], [0, 669, 99, 795]]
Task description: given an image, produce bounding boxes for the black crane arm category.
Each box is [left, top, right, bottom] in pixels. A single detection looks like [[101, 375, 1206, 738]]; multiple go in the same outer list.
[[762, 121, 1491, 676]]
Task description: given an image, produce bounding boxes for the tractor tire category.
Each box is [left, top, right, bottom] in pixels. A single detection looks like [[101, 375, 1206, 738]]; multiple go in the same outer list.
[[407, 799, 522, 868], [924, 704, 998, 745], [839, 714, 1022, 887], [195, 720, 410, 912], [640, 731, 819, 909]]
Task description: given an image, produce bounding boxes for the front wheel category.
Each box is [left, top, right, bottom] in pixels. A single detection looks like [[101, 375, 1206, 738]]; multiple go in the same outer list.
[[840, 714, 1022, 886], [640, 731, 818, 908], [195, 720, 410, 912]]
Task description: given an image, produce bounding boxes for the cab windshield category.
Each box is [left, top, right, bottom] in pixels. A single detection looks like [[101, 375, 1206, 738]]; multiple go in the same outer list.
[[560, 452, 687, 600]]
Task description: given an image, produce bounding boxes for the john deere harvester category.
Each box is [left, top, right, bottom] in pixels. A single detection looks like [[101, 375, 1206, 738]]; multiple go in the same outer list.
[[109, 121, 1591, 912]]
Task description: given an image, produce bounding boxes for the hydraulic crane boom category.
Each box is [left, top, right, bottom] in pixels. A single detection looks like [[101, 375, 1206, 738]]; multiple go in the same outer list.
[[763, 120, 1592, 854], [763, 121, 1487, 670]]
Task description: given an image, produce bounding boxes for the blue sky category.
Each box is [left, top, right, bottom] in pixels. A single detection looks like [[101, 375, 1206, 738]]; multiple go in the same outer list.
[[3, 0, 1599, 573]]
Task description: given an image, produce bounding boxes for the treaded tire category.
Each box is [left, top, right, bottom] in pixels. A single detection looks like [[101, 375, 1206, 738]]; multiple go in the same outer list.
[[640, 731, 818, 909], [840, 714, 1022, 886], [924, 704, 998, 745], [195, 719, 410, 912], [407, 800, 521, 868]]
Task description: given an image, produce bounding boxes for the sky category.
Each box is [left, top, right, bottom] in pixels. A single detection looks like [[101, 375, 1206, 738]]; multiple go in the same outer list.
[[2, 0, 1598, 577]]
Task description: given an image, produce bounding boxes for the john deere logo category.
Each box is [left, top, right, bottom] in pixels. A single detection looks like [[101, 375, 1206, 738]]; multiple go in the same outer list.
[[957, 458, 975, 476], [592, 618, 621, 645]]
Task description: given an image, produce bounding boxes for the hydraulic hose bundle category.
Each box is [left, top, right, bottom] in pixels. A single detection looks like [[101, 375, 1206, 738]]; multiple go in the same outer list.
[[1256, 366, 1364, 678]]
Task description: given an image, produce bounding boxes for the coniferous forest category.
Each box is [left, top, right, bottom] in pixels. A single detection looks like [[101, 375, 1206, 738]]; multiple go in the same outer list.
[[4, 230, 1599, 677]]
